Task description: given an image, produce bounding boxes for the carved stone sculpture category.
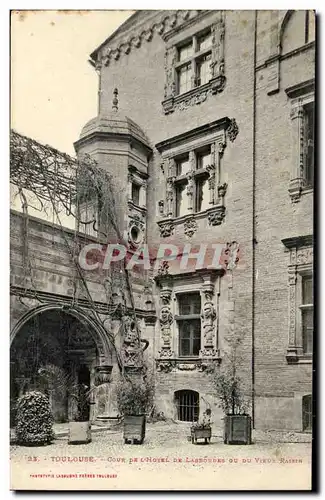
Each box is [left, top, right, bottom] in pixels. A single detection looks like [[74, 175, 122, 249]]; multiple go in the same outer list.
[[201, 293, 216, 347]]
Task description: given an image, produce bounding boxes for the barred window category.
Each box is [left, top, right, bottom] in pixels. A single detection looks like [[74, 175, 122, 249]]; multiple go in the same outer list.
[[175, 390, 199, 422]]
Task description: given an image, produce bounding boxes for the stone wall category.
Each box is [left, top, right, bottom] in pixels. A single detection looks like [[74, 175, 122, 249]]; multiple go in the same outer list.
[[94, 10, 314, 430]]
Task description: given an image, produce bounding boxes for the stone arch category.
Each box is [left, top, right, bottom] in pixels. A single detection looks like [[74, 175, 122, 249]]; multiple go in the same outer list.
[[279, 10, 294, 50], [10, 304, 116, 423], [174, 389, 200, 422], [10, 304, 111, 362], [279, 10, 315, 55]]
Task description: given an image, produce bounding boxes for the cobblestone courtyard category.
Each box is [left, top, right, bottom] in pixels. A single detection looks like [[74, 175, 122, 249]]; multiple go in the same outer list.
[[10, 422, 312, 490]]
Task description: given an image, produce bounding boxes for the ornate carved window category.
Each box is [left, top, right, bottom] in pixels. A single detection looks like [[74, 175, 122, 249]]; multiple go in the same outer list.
[[286, 80, 314, 202], [282, 235, 313, 363], [162, 13, 225, 115], [156, 117, 238, 238], [155, 270, 222, 373]]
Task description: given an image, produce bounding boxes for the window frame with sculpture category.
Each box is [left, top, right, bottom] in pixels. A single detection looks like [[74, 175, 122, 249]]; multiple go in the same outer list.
[[155, 270, 222, 372], [156, 117, 239, 238], [282, 235, 313, 364], [286, 80, 314, 202], [162, 12, 226, 115]]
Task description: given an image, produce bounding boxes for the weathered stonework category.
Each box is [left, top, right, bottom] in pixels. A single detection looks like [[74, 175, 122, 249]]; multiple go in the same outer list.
[[184, 217, 198, 238], [11, 10, 315, 433]]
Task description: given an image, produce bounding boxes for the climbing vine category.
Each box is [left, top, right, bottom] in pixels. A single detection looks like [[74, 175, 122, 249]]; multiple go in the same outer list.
[[10, 129, 147, 376]]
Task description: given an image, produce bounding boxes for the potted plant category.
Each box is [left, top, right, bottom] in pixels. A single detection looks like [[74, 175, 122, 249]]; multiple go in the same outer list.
[[190, 409, 212, 444], [67, 382, 95, 445], [213, 370, 251, 445], [38, 364, 98, 445], [115, 372, 154, 444]]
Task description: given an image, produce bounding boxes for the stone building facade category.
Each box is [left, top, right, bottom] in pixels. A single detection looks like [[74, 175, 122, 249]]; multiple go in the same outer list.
[[10, 10, 314, 431]]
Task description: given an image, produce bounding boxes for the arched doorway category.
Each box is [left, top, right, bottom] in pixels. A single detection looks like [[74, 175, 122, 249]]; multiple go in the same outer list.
[[10, 307, 109, 424], [175, 390, 199, 422]]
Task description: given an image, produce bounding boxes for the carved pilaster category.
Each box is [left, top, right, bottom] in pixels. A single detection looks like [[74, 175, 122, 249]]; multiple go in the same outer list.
[[288, 266, 297, 352], [167, 158, 176, 177], [159, 286, 174, 354], [164, 46, 177, 99], [207, 172, 216, 205], [289, 102, 306, 202], [166, 177, 175, 217], [205, 161, 216, 206], [186, 172, 195, 213], [200, 277, 217, 353], [210, 17, 226, 93], [121, 315, 144, 369]]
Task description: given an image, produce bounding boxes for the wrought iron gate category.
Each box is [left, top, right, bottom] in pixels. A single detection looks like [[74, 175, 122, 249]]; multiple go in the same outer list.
[[175, 390, 199, 422]]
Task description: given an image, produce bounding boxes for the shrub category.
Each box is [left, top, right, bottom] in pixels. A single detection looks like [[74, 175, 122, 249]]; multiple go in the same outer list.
[[16, 391, 54, 446], [10, 398, 18, 428], [212, 371, 249, 416]]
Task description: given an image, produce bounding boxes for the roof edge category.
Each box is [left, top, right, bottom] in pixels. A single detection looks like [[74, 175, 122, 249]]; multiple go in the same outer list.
[[90, 11, 142, 61]]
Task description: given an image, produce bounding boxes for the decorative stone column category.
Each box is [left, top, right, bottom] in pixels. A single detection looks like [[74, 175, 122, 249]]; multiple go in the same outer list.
[[166, 177, 175, 217], [199, 275, 218, 359], [206, 162, 216, 206], [158, 282, 174, 358], [210, 17, 226, 94], [289, 102, 305, 202], [121, 315, 144, 370], [186, 151, 196, 212], [286, 265, 298, 361]]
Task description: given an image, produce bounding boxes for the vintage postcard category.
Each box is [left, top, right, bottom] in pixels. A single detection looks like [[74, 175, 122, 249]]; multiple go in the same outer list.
[[10, 9, 315, 491]]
